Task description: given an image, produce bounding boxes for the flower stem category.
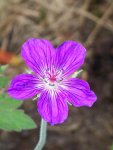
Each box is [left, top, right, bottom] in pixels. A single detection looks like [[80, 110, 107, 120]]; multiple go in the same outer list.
[[34, 118, 47, 150]]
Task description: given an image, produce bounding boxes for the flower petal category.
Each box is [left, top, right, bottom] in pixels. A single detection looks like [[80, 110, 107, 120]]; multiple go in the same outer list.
[[8, 74, 42, 100], [62, 78, 97, 107], [37, 90, 68, 125], [55, 41, 86, 77], [21, 38, 55, 76]]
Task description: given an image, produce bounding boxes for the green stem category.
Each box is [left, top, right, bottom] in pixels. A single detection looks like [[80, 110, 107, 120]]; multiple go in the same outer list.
[[34, 118, 47, 150]]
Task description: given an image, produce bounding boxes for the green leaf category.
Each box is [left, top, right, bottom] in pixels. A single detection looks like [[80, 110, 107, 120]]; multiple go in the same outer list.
[[0, 94, 23, 109], [0, 109, 37, 131], [0, 94, 37, 131], [0, 76, 9, 88], [0, 65, 9, 88], [0, 65, 8, 73]]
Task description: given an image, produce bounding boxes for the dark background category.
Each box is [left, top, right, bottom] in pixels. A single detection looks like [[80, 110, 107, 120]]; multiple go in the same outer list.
[[0, 0, 113, 150]]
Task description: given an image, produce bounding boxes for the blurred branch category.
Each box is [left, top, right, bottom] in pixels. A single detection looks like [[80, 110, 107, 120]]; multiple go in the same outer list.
[[35, 0, 59, 13], [79, 0, 91, 26], [84, 2, 113, 47], [74, 8, 113, 33], [8, 5, 40, 18]]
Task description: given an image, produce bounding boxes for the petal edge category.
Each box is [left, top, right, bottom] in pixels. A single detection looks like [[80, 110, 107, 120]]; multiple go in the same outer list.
[[8, 74, 42, 100], [55, 41, 86, 77], [62, 78, 97, 107], [37, 91, 68, 125]]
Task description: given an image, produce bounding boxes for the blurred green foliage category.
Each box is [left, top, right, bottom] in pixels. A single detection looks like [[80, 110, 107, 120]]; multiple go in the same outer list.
[[111, 144, 113, 150], [0, 76, 9, 88]]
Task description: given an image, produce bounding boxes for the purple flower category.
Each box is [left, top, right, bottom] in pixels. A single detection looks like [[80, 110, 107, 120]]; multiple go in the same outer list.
[[8, 38, 97, 125]]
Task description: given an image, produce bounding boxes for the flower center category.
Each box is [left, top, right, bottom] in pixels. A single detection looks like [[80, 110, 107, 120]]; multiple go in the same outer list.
[[43, 67, 63, 88]]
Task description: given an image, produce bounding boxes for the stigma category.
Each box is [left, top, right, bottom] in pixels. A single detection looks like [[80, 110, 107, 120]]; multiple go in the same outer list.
[[42, 66, 63, 89]]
